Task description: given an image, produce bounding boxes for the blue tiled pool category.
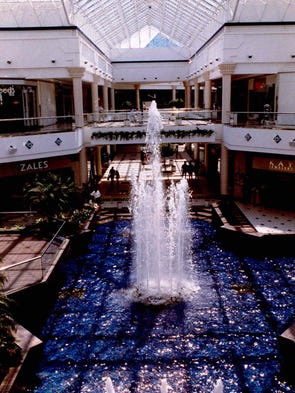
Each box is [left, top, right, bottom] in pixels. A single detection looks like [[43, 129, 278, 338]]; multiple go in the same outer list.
[[28, 219, 294, 392]]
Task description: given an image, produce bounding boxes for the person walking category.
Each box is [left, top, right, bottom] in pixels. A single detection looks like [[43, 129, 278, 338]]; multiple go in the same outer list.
[[90, 186, 101, 202], [115, 169, 120, 183], [108, 166, 116, 184]]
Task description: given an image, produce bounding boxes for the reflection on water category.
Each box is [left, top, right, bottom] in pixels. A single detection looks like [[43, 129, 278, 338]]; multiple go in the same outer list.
[[25, 219, 294, 392]]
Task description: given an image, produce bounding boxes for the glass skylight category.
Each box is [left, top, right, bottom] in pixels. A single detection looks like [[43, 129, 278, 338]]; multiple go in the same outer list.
[[1, 1, 295, 58]]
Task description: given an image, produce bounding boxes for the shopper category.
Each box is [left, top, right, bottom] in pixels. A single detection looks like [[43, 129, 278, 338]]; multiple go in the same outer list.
[[108, 166, 116, 184], [90, 186, 101, 203]]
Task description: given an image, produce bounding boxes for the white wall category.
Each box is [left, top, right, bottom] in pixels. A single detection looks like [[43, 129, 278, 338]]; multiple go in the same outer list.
[[0, 30, 79, 72], [0, 130, 83, 163], [223, 126, 295, 156], [189, 24, 295, 81], [112, 61, 188, 83], [0, 28, 111, 82]]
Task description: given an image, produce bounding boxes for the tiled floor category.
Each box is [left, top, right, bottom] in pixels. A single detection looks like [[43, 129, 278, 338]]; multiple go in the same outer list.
[[237, 202, 295, 234], [3, 153, 295, 295], [0, 234, 48, 267], [99, 152, 295, 235], [101, 151, 190, 183]]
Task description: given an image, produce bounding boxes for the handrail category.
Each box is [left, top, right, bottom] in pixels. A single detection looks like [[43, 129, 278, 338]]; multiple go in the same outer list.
[[41, 219, 66, 259], [0, 115, 73, 122], [0, 219, 66, 271], [2, 110, 295, 123], [2, 109, 295, 132], [0, 220, 66, 292], [0, 256, 40, 272], [229, 110, 295, 128], [0, 109, 217, 124]]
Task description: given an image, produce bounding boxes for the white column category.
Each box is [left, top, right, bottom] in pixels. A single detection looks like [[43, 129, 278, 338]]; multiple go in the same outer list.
[[219, 64, 236, 124], [110, 86, 115, 110], [68, 67, 85, 128], [183, 81, 191, 108], [134, 84, 140, 110], [220, 144, 229, 196], [103, 83, 109, 111], [204, 144, 208, 172], [203, 72, 211, 109], [91, 76, 100, 113], [79, 147, 88, 187], [194, 79, 199, 109], [96, 146, 102, 177], [192, 143, 199, 160], [172, 85, 177, 101]]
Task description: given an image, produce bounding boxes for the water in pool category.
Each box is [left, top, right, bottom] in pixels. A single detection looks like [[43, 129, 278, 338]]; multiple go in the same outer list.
[[18, 101, 294, 392], [22, 217, 294, 393]]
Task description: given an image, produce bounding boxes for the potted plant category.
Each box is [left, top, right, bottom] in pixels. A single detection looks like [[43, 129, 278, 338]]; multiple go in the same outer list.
[[0, 269, 22, 382]]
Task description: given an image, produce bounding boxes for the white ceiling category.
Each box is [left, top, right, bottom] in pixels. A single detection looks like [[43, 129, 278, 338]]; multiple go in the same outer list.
[[0, 0, 295, 59]]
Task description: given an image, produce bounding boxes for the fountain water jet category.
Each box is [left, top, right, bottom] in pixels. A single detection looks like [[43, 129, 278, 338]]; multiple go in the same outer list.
[[160, 378, 169, 393], [212, 378, 224, 393], [130, 101, 198, 304], [105, 376, 116, 393]]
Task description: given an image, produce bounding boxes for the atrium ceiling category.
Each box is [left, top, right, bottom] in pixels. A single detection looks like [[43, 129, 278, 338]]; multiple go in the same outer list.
[[0, 0, 295, 59]]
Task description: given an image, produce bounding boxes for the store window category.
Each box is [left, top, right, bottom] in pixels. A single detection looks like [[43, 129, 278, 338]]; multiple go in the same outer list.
[[0, 84, 38, 132]]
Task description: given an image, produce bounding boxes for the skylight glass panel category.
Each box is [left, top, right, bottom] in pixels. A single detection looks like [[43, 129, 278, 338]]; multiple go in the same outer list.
[[120, 25, 159, 48], [146, 33, 179, 48]]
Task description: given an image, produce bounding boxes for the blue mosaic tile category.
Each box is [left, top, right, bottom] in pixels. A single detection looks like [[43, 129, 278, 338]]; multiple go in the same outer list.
[[27, 220, 295, 392]]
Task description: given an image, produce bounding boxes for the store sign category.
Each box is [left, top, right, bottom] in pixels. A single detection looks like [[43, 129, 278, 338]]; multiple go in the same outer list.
[[253, 157, 295, 173], [0, 86, 16, 105], [0, 86, 15, 96], [19, 160, 49, 172]]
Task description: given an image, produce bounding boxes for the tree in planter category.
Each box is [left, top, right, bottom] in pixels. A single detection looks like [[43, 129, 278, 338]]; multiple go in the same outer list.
[[168, 98, 184, 108], [23, 172, 93, 235], [121, 100, 134, 110], [23, 172, 78, 219], [0, 271, 22, 377], [160, 143, 175, 157]]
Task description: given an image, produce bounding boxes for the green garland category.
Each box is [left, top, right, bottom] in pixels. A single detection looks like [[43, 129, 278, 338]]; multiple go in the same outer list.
[[91, 127, 214, 141]]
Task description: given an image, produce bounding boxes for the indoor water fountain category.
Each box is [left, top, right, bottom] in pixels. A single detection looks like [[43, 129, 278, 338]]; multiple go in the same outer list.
[[17, 105, 295, 393], [105, 375, 223, 393], [130, 100, 198, 304]]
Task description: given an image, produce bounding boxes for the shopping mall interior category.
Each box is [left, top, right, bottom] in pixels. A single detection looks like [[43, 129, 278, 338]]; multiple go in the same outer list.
[[0, 1, 295, 392]]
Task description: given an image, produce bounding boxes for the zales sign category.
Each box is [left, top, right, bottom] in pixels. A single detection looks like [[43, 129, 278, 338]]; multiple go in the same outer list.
[[19, 160, 49, 172]]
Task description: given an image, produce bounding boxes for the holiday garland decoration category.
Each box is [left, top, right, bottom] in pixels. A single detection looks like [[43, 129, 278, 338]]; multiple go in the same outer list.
[[91, 127, 214, 141]]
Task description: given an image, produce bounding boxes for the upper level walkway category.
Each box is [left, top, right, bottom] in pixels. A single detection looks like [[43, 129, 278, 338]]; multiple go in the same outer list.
[[0, 108, 218, 136], [2, 109, 295, 184], [2, 108, 295, 138]]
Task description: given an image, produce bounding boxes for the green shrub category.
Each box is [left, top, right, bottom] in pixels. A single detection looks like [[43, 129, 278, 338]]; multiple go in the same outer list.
[[0, 274, 22, 374]]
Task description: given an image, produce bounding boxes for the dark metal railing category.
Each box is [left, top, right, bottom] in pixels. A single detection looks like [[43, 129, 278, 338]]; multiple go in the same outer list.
[[3, 110, 295, 135], [229, 111, 295, 128], [84, 108, 222, 126], [0, 115, 73, 134]]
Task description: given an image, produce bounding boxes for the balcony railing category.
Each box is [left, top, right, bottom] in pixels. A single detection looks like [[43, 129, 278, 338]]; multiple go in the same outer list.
[[85, 108, 221, 126], [229, 111, 295, 129], [0, 115, 73, 135], [3, 110, 295, 135], [0, 110, 221, 135], [0, 217, 68, 295]]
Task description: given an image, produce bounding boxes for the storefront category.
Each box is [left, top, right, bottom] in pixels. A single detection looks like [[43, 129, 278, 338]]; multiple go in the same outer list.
[[232, 152, 295, 210], [0, 83, 38, 132], [0, 155, 80, 210]]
